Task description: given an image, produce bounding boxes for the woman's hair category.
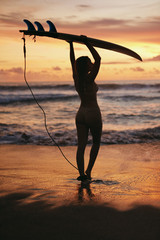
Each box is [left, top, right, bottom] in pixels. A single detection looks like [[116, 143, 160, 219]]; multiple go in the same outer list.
[[75, 56, 91, 92], [75, 56, 91, 76]]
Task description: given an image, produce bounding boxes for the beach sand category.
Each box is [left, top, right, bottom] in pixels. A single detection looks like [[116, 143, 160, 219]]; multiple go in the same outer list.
[[0, 143, 160, 239]]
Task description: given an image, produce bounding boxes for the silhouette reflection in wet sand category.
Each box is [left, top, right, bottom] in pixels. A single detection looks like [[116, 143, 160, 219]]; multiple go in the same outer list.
[[77, 181, 94, 202], [77, 179, 120, 202]]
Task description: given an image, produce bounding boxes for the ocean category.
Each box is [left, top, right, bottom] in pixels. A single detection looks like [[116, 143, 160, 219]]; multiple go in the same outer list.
[[0, 79, 160, 146]]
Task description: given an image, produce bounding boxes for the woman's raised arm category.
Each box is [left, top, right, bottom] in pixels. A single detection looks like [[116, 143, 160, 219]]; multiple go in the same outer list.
[[81, 36, 101, 81], [68, 42, 77, 81]]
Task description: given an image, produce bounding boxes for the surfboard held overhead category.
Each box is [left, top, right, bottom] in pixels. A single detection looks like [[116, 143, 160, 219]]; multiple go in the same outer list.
[[20, 19, 142, 61]]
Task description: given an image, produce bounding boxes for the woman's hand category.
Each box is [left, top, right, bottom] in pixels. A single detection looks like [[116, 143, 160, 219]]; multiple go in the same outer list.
[[80, 35, 88, 43], [66, 40, 73, 45]]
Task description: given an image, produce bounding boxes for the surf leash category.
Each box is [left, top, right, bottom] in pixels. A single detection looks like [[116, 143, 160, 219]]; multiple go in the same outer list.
[[21, 35, 78, 171]]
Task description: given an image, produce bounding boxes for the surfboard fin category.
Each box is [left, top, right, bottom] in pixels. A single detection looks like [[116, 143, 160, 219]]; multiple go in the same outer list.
[[46, 20, 57, 33], [34, 21, 45, 31], [23, 19, 36, 31]]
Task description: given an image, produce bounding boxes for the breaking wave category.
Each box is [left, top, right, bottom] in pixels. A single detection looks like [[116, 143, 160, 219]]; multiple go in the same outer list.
[[0, 123, 160, 146]]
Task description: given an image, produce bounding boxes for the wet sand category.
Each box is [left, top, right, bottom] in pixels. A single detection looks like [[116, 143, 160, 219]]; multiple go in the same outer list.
[[0, 143, 160, 239]]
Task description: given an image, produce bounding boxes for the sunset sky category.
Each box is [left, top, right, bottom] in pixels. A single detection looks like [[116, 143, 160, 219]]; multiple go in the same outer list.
[[0, 0, 160, 82]]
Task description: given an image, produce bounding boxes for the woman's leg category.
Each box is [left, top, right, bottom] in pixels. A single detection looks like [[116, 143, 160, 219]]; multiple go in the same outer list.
[[76, 122, 89, 176], [85, 110, 102, 179], [85, 125, 102, 178]]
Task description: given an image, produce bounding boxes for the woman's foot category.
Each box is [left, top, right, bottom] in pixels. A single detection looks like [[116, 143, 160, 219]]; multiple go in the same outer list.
[[85, 171, 92, 180], [77, 175, 88, 181]]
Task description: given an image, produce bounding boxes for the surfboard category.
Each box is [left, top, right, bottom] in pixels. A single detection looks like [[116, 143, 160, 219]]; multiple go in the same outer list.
[[20, 19, 142, 61]]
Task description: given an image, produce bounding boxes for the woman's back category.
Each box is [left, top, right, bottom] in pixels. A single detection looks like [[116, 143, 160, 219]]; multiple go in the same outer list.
[[76, 80, 99, 108]]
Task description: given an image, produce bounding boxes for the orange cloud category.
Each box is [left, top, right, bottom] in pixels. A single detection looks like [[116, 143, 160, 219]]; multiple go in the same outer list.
[[53, 66, 62, 71], [130, 67, 144, 72], [0, 67, 23, 75], [77, 5, 93, 10], [102, 61, 130, 65], [152, 68, 160, 74], [9, 67, 23, 74], [145, 55, 160, 62], [0, 67, 61, 82], [0, 67, 23, 82], [0, 11, 35, 27]]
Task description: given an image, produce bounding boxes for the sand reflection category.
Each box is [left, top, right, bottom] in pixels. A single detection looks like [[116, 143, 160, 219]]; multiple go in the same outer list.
[[77, 181, 95, 203]]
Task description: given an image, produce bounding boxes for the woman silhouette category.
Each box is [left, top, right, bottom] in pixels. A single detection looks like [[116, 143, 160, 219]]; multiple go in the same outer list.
[[68, 36, 102, 181]]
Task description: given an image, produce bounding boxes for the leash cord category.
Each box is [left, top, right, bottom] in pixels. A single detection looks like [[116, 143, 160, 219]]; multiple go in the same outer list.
[[22, 36, 78, 170]]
